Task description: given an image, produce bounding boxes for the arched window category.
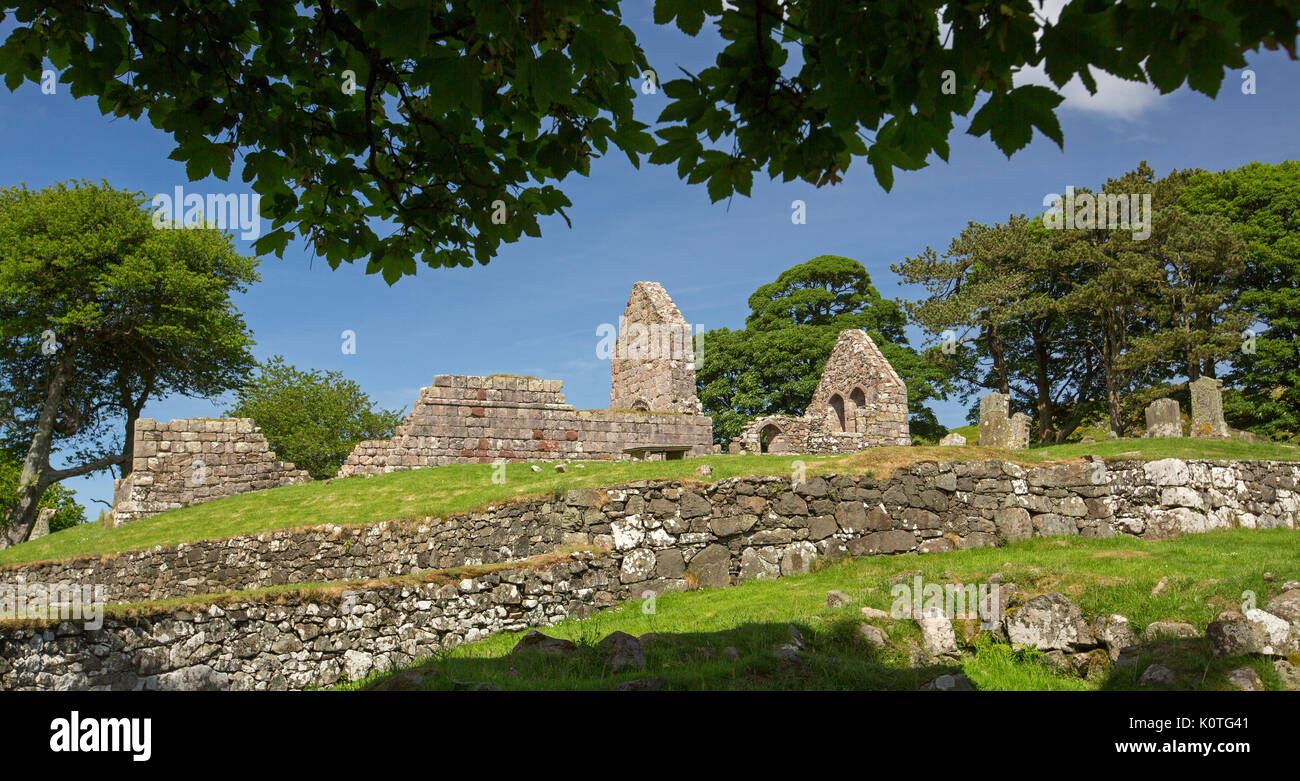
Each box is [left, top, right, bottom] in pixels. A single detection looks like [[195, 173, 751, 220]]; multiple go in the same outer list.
[[829, 394, 846, 432], [759, 424, 783, 453]]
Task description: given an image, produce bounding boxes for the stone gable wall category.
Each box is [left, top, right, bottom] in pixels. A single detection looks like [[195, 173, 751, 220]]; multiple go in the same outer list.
[[737, 330, 910, 454], [111, 418, 311, 524], [609, 281, 702, 414], [338, 374, 712, 476]]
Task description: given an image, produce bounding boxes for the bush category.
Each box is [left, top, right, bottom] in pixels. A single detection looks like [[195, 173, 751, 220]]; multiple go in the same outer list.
[[227, 357, 405, 479]]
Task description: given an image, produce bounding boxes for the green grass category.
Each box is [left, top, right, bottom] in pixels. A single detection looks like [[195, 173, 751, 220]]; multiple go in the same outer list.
[[4, 438, 1297, 567], [346, 528, 1300, 691]]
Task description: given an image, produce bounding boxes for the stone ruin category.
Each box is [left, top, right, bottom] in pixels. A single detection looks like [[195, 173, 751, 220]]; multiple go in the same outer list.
[[735, 329, 911, 454], [1144, 398, 1183, 438], [610, 281, 702, 413], [337, 282, 712, 476], [111, 418, 311, 524], [1189, 376, 1230, 438], [977, 391, 1030, 450]]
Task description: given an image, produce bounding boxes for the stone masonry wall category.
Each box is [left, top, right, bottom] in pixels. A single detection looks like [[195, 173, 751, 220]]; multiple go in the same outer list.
[[0, 551, 622, 691], [111, 418, 311, 524], [338, 374, 712, 476], [737, 330, 910, 454], [15, 458, 1299, 606]]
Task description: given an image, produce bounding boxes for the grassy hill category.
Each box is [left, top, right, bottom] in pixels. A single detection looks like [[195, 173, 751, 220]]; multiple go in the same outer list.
[[3, 437, 1296, 567], [346, 528, 1300, 691]]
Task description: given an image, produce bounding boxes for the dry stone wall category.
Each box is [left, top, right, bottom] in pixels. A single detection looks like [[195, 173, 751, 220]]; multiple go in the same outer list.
[[338, 374, 712, 476], [0, 551, 622, 691], [111, 418, 310, 524], [14, 458, 1298, 607]]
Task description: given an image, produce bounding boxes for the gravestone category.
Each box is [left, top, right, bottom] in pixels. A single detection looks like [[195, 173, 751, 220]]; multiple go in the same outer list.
[[30, 507, 54, 541], [979, 392, 1010, 448], [1189, 377, 1229, 438], [1007, 413, 1031, 450], [939, 432, 966, 446], [1144, 398, 1182, 438]]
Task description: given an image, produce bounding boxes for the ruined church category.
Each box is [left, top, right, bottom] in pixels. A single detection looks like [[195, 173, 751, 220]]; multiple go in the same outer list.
[[736, 329, 911, 454]]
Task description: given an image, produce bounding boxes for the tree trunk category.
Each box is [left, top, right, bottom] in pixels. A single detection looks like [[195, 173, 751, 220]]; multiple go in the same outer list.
[[1031, 331, 1057, 443], [4, 352, 73, 547], [987, 323, 1009, 394]]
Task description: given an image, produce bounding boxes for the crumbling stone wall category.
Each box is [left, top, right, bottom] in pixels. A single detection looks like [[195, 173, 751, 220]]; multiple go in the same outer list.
[[339, 282, 711, 475], [17, 457, 1298, 605], [111, 418, 310, 524], [738, 330, 909, 453], [609, 281, 702, 413], [339, 374, 712, 475]]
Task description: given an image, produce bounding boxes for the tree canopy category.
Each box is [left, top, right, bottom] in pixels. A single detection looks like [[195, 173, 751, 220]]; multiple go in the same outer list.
[[894, 161, 1288, 443], [0, 180, 258, 545], [226, 356, 405, 479], [3, 1, 1293, 281], [697, 255, 950, 444]]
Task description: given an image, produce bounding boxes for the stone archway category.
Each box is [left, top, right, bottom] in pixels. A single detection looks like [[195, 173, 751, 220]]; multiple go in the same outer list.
[[829, 394, 846, 432], [759, 423, 783, 453]]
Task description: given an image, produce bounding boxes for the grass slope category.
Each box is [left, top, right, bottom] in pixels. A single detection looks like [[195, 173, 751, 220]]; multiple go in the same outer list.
[[349, 529, 1300, 692], [3, 438, 1296, 567]]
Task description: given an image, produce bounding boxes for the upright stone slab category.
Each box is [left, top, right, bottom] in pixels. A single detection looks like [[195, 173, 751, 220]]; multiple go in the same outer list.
[[939, 432, 966, 446], [1006, 413, 1032, 450], [1144, 398, 1182, 438], [979, 392, 1010, 448], [1189, 377, 1229, 438], [29, 507, 54, 541]]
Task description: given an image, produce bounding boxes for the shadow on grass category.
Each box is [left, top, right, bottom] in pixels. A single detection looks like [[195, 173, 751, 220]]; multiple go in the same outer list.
[[358, 621, 970, 692], [1097, 635, 1286, 692]]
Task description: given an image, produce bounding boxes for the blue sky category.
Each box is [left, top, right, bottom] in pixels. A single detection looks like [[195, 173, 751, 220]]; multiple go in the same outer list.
[[2, 5, 1297, 513]]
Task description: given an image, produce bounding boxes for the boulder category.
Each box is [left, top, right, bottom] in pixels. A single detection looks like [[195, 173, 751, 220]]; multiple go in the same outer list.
[[1004, 592, 1095, 651], [686, 544, 731, 589], [916, 607, 959, 658], [856, 624, 889, 649], [939, 432, 967, 447], [1092, 614, 1138, 661], [598, 631, 646, 673], [1139, 664, 1176, 687], [511, 630, 577, 657], [1141, 621, 1198, 642], [920, 672, 975, 691], [826, 590, 852, 608], [1225, 667, 1264, 691]]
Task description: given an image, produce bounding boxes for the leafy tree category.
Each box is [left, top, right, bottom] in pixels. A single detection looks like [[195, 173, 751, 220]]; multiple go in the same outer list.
[[697, 255, 949, 444], [1181, 161, 1300, 440], [897, 163, 1248, 440], [0, 181, 258, 546], [894, 216, 1103, 443], [226, 356, 405, 479], [0, 449, 84, 541], [2, 1, 1293, 280]]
